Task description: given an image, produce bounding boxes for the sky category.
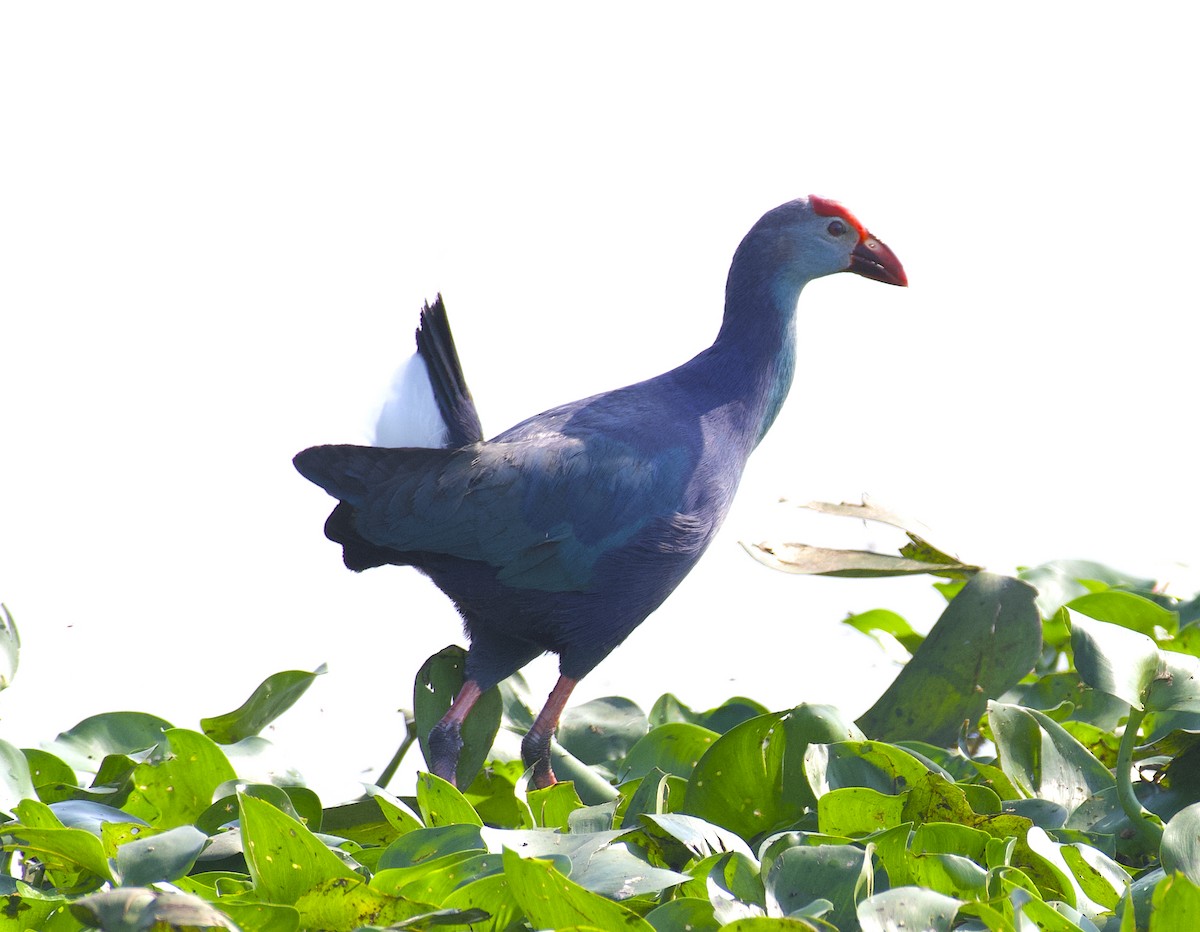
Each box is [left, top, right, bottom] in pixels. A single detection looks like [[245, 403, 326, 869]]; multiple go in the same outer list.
[[2, 4, 1198, 799]]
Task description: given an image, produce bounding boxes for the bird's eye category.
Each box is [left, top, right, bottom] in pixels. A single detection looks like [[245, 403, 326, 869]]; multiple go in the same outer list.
[[827, 220, 848, 237]]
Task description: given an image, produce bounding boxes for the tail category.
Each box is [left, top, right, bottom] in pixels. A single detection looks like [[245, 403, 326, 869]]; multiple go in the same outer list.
[[293, 444, 450, 571], [416, 295, 483, 448]]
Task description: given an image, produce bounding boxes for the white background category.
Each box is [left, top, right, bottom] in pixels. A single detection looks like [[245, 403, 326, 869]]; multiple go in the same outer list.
[[2, 4, 1197, 799]]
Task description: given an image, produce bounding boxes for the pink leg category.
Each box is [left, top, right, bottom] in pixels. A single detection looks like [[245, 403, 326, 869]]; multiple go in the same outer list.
[[521, 675, 578, 789], [428, 679, 483, 787]]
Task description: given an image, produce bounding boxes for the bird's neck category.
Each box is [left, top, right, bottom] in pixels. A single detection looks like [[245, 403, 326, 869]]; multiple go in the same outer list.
[[704, 249, 805, 447]]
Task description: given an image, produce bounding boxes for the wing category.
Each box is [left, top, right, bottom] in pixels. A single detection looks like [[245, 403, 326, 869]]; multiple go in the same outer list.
[[294, 432, 692, 593]]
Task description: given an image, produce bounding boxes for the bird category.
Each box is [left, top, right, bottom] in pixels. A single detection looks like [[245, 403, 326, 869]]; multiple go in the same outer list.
[[294, 195, 907, 789]]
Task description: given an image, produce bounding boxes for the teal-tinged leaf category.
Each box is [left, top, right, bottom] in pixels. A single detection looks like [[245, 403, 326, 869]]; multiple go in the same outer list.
[[1150, 873, 1200, 930], [442, 872, 525, 931], [378, 824, 485, 870], [113, 824, 208, 886], [1146, 652, 1200, 714], [1019, 560, 1156, 619], [568, 799, 619, 833], [122, 729, 238, 828], [1, 738, 36, 815], [376, 851, 502, 903], [1162, 802, 1200, 886], [645, 896, 720, 932], [416, 771, 483, 828], [1069, 590, 1178, 638], [618, 722, 719, 782], [548, 743, 622, 805], [559, 697, 648, 770], [501, 846, 655, 931], [684, 704, 861, 840], [705, 851, 766, 924], [988, 702, 1114, 814], [619, 769, 681, 827], [764, 843, 874, 930], [70, 887, 240, 931], [200, 665, 326, 744], [50, 798, 148, 834], [414, 645, 502, 790], [857, 886, 960, 932], [806, 740, 934, 800], [45, 711, 172, 772], [0, 603, 18, 690], [699, 698, 770, 734], [238, 791, 357, 904], [856, 573, 1041, 744], [1070, 614, 1161, 709]]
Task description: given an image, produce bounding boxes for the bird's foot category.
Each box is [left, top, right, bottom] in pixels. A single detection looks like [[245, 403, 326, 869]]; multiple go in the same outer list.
[[521, 727, 556, 788], [427, 717, 463, 787]]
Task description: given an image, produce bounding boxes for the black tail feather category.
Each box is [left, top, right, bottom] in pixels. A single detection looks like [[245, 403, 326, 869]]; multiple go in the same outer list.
[[416, 295, 484, 448]]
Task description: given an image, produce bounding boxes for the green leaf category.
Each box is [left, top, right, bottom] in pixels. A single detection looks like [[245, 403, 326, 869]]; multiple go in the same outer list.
[[294, 876, 438, 930], [742, 541, 977, 578], [1069, 590, 1178, 638], [817, 786, 906, 837], [413, 645, 503, 790], [122, 729, 238, 828], [988, 701, 1114, 814], [1162, 802, 1200, 886], [640, 812, 755, 861], [806, 740, 934, 799], [501, 846, 655, 930], [1019, 560, 1156, 619], [856, 573, 1041, 744], [842, 608, 924, 654], [415, 771, 483, 828], [857, 886, 960, 932], [238, 791, 357, 904], [200, 665, 326, 744], [684, 704, 861, 839], [618, 722, 719, 782], [558, 697, 648, 770], [378, 824, 484, 870], [528, 780, 585, 830], [1150, 872, 1200, 930]]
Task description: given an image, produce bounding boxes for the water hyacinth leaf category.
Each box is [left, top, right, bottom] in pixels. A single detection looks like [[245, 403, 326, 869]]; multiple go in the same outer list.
[[1150, 873, 1200, 930], [414, 645, 502, 791], [548, 743, 622, 804], [1069, 590, 1178, 638], [4, 823, 113, 884], [528, 780, 585, 830], [558, 697, 648, 768], [717, 919, 824, 931], [1018, 560, 1157, 619], [45, 711, 172, 772], [817, 786, 906, 837], [200, 665, 326, 744], [842, 608, 924, 654], [416, 771, 483, 828], [0, 738, 36, 815], [113, 824, 208, 887], [0, 603, 18, 690], [238, 791, 357, 904], [49, 799, 147, 835], [618, 722, 719, 782], [1070, 614, 1161, 709], [684, 705, 861, 839], [987, 702, 1114, 814], [645, 896, 720, 932], [857, 886, 960, 932], [1058, 842, 1130, 910], [764, 843, 874, 930], [1162, 802, 1200, 885], [441, 872, 525, 930], [856, 573, 1040, 745], [642, 812, 756, 861], [123, 729, 238, 829], [501, 846, 655, 931], [1145, 652, 1200, 714], [806, 740, 934, 800], [295, 876, 441, 930], [378, 824, 485, 870], [70, 887, 240, 931]]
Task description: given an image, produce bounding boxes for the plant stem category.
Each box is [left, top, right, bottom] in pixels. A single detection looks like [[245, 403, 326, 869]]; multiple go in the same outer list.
[[1115, 705, 1163, 847], [377, 710, 418, 790]]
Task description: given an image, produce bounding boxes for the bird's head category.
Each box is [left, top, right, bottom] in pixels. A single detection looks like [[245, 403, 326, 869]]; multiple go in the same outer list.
[[737, 195, 907, 293]]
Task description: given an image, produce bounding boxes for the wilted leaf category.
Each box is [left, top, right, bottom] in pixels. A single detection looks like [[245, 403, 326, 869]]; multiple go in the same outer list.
[[70, 887, 240, 931]]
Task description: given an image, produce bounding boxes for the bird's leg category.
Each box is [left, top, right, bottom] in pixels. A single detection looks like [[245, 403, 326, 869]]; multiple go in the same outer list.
[[427, 679, 483, 787], [521, 675, 578, 789]]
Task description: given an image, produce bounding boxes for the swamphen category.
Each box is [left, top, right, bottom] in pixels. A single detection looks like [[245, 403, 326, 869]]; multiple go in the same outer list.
[[294, 196, 907, 787]]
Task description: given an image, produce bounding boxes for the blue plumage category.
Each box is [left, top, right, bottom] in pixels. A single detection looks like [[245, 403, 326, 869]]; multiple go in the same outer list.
[[294, 196, 906, 786]]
